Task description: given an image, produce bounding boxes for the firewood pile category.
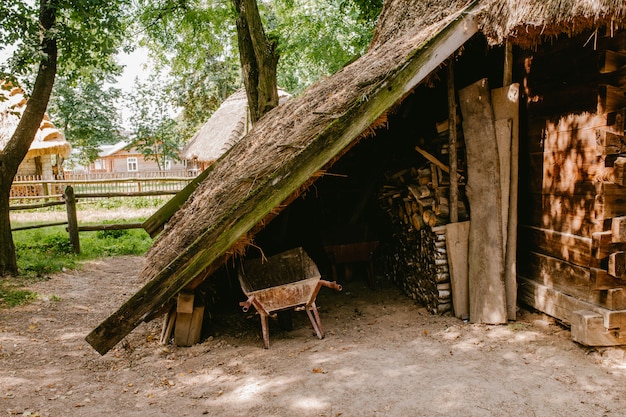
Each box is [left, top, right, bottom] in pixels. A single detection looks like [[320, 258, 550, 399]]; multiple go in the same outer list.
[[378, 152, 468, 314]]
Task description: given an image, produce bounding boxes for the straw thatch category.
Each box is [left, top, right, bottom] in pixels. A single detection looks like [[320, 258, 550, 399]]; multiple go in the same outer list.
[[0, 83, 71, 159], [181, 88, 291, 164], [88, 0, 626, 353]]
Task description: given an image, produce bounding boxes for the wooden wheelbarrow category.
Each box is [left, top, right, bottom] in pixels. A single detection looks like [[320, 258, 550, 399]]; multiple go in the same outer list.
[[238, 247, 342, 348]]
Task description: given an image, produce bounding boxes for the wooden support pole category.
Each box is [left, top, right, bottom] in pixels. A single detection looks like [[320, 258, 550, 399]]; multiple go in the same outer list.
[[448, 59, 459, 223], [503, 41, 513, 86], [64, 186, 80, 254]]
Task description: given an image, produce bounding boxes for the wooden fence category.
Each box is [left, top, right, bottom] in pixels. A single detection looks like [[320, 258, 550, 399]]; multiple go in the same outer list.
[[10, 175, 195, 204], [10, 174, 197, 253]]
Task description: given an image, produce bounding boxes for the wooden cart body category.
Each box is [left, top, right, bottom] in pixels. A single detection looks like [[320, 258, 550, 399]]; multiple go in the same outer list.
[[239, 247, 341, 348]]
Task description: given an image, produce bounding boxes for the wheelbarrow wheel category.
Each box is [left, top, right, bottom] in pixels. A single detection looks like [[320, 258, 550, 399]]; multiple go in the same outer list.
[[277, 311, 293, 331]]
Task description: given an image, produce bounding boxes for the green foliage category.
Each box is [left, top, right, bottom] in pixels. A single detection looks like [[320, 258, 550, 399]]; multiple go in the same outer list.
[[0, 0, 131, 83], [129, 72, 183, 170], [47, 75, 125, 166], [273, 0, 380, 93], [12, 223, 153, 278]]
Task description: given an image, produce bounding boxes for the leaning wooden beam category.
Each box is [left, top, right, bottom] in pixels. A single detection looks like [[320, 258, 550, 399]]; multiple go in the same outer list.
[[142, 166, 214, 238], [85, 7, 479, 355], [415, 144, 450, 174]]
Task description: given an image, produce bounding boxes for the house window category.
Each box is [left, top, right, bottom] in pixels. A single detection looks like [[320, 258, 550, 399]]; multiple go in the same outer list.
[[94, 159, 104, 170], [164, 157, 172, 171], [127, 157, 138, 172]]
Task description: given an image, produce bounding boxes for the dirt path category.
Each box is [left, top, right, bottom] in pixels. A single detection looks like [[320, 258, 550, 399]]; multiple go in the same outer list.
[[2, 256, 626, 417]]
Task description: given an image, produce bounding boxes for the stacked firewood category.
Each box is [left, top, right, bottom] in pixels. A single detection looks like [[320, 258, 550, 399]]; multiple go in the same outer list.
[[378, 160, 468, 314]]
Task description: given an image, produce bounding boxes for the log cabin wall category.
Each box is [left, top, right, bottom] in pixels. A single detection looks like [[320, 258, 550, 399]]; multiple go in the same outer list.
[[517, 29, 626, 346]]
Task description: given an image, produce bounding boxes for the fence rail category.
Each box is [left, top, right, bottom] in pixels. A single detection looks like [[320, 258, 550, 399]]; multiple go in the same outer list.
[[10, 173, 196, 204]]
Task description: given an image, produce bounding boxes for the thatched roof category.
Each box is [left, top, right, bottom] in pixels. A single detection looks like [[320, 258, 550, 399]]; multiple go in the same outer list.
[[87, 0, 626, 354], [181, 88, 291, 164], [0, 83, 71, 159]]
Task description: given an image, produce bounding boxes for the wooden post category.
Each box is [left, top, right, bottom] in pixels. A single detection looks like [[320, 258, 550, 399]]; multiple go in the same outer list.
[[64, 186, 80, 254], [447, 59, 459, 223], [503, 41, 513, 86]]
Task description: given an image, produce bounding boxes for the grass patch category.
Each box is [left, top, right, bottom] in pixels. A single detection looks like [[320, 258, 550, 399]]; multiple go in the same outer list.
[[0, 285, 38, 308]]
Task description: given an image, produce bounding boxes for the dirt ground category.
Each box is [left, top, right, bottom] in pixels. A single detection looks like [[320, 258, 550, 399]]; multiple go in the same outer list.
[[2, 256, 626, 417]]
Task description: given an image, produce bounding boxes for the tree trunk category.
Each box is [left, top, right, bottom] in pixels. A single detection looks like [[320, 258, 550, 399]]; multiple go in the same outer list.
[[232, 0, 279, 124], [0, 0, 57, 277]]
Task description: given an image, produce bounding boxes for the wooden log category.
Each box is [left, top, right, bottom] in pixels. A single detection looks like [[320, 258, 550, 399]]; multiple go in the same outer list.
[[608, 251, 626, 278], [77, 223, 144, 232], [612, 216, 626, 243], [459, 78, 507, 324], [446, 221, 470, 320], [64, 186, 80, 254], [11, 221, 68, 232]]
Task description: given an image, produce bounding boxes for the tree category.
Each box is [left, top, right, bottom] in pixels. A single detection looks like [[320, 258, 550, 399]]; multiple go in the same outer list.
[[0, 0, 129, 276], [48, 76, 125, 167], [129, 74, 182, 171], [136, 0, 381, 136]]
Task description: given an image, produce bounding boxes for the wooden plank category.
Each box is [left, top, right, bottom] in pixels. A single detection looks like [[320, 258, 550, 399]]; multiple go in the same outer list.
[[599, 50, 626, 74], [609, 251, 626, 278], [598, 85, 626, 113], [612, 216, 626, 242], [85, 7, 481, 355], [445, 221, 470, 320], [615, 157, 626, 186], [520, 225, 595, 267], [177, 292, 195, 314], [590, 267, 626, 291], [492, 83, 520, 321], [571, 309, 626, 346], [459, 78, 507, 324], [518, 251, 591, 299]]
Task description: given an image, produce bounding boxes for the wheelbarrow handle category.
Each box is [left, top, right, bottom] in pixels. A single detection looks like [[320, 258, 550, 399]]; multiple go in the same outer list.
[[240, 295, 255, 312], [319, 280, 342, 292]]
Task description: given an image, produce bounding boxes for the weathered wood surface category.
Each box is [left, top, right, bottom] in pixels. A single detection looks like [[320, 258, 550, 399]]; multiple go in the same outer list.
[[85, 8, 481, 355], [492, 83, 520, 321], [64, 186, 80, 254], [459, 78, 507, 324], [446, 221, 470, 319], [612, 216, 626, 243], [520, 225, 596, 268]]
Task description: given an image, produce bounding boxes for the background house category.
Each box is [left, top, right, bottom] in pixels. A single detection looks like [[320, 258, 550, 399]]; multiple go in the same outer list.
[[89, 141, 186, 175], [181, 88, 291, 173], [0, 82, 71, 180]]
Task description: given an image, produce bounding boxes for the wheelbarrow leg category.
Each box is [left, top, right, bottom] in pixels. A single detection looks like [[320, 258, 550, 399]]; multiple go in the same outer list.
[[306, 302, 325, 339], [260, 313, 270, 349]]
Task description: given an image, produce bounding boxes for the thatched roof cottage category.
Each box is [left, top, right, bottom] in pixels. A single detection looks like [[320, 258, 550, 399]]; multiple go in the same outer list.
[[88, 0, 626, 353], [181, 88, 291, 172], [0, 82, 71, 179]]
